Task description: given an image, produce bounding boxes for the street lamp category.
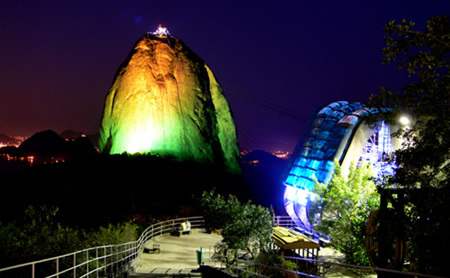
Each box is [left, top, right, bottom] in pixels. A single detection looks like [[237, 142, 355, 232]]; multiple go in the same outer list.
[[399, 115, 410, 126]]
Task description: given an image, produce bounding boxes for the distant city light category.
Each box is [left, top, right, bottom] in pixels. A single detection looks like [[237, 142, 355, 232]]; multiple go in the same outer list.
[[273, 151, 291, 159]]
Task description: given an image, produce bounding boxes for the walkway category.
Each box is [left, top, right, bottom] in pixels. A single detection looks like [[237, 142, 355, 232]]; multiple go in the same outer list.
[[129, 227, 376, 277], [130, 228, 222, 277]]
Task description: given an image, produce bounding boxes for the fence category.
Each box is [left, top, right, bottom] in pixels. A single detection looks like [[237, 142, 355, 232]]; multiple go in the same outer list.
[[226, 256, 447, 278], [1, 215, 445, 278], [273, 215, 297, 228], [0, 216, 204, 278], [0, 242, 137, 278], [283, 256, 447, 278]]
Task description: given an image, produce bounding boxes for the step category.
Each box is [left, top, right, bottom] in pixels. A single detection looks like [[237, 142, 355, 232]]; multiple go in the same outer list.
[[129, 267, 202, 277]]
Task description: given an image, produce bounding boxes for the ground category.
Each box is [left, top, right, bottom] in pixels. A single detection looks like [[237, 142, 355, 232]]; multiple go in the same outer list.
[[131, 229, 222, 276]]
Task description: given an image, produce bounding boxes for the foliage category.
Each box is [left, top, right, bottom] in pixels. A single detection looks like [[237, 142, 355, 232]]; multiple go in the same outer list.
[[368, 15, 449, 275], [0, 221, 23, 268], [0, 206, 84, 268], [200, 190, 273, 267], [0, 205, 139, 271], [369, 15, 449, 190], [312, 160, 379, 265], [242, 252, 298, 278], [87, 221, 139, 246]]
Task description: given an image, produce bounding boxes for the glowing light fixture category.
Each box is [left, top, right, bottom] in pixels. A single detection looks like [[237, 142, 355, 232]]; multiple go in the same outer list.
[[358, 121, 396, 178], [284, 186, 311, 206], [152, 24, 170, 36], [399, 115, 410, 126]]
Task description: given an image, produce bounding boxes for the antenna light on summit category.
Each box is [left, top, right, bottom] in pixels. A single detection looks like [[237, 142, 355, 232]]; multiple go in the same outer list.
[[152, 24, 170, 36]]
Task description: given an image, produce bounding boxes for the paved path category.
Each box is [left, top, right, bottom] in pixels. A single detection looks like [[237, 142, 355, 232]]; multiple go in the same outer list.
[[130, 229, 222, 276], [319, 249, 376, 277]]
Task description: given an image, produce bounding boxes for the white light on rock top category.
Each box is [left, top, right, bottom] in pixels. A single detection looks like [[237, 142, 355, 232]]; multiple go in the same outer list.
[[152, 25, 170, 36]]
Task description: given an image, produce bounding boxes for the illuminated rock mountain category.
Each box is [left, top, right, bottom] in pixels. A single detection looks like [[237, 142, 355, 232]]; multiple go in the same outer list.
[[99, 30, 240, 173]]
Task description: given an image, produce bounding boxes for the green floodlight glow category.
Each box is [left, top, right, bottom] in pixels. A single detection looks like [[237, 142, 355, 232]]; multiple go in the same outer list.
[[102, 90, 182, 156], [111, 112, 157, 155]]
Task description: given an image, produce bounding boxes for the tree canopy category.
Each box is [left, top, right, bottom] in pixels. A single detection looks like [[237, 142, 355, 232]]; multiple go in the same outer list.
[[369, 15, 449, 190], [312, 160, 379, 265], [368, 15, 449, 275], [199, 190, 273, 267]]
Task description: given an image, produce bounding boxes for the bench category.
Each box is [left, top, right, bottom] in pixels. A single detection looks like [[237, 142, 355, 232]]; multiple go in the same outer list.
[[143, 244, 160, 254], [172, 221, 191, 236]]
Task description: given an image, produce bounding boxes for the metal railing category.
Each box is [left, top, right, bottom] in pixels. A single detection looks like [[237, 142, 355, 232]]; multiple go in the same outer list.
[[136, 216, 204, 253], [0, 242, 137, 278], [283, 256, 447, 278], [2, 215, 445, 278], [0, 216, 204, 278], [272, 215, 297, 228], [224, 256, 446, 278]]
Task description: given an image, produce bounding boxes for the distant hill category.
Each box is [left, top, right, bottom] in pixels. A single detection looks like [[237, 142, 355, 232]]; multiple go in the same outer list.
[[17, 129, 97, 160], [59, 129, 99, 149], [60, 129, 84, 139], [242, 149, 285, 164]]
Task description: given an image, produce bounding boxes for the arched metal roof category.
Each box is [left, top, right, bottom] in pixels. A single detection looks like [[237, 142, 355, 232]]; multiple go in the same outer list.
[[284, 101, 378, 190]]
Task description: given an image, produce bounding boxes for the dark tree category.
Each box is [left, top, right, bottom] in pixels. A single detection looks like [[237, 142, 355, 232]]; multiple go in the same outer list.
[[370, 15, 449, 190], [199, 190, 273, 268], [369, 15, 449, 276]]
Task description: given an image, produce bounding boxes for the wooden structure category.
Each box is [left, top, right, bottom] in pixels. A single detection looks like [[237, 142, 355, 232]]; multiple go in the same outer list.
[[272, 226, 320, 258]]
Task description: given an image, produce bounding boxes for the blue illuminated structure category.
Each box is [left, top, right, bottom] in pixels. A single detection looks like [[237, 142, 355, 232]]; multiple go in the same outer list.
[[283, 101, 393, 237]]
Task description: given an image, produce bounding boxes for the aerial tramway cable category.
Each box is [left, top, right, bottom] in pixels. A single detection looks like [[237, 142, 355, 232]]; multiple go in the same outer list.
[[221, 83, 309, 123]]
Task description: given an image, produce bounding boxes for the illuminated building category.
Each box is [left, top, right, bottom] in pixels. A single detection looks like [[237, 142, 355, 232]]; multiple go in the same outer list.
[[283, 101, 402, 237]]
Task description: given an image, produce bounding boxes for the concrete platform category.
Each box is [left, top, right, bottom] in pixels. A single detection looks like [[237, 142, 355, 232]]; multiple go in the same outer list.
[[129, 228, 376, 278], [130, 229, 222, 276]]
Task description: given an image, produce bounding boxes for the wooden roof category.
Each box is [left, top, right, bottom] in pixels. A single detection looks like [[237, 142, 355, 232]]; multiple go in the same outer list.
[[272, 226, 320, 250]]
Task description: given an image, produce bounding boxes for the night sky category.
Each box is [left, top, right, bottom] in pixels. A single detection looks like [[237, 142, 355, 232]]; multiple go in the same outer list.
[[1, 1, 449, 152]]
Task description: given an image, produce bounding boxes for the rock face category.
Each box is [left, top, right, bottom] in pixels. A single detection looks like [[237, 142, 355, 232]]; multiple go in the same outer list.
[[99, 33, 240, 173]]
